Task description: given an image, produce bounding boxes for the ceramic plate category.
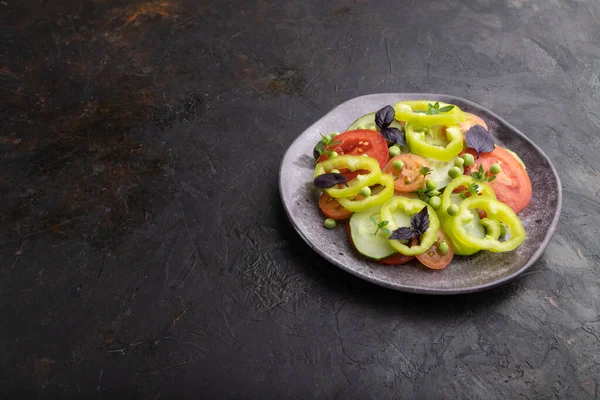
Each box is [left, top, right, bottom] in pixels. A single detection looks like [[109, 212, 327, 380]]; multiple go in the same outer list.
[[279, 94, 562, 294]]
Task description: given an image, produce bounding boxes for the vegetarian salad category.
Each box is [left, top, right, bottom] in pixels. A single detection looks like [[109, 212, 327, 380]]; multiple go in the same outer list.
[[312, 100, 532, 270]]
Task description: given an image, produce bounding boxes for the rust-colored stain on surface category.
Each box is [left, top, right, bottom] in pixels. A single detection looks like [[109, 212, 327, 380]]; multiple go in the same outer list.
[[233, 53, 305, 95], [0, 0, 192, 249], [106, 0, 176, 27], [171, 310, 185, 326], [332, 6, 351, 16], [34, 357, 55, 378]]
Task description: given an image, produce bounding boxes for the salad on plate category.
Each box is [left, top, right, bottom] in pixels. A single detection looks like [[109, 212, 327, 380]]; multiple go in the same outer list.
[[311, 100, 532, 270]]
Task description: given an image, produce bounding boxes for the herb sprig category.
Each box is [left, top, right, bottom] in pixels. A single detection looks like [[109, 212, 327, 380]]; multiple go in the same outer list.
[[313, 133, 342, 161], [471, 165, 496, 183], [414, 102, 455, 115], [426, 101, 455, 115], [369, 216, 391, 236], [459, 183, 480, 199], [411, 166, 433, 200]]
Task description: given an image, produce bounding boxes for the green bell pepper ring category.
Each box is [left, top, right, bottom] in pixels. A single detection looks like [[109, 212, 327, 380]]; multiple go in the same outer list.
[[440, 218, 478, 256], [338, 174, 395, 212], [438, 176, 497, 255], [394, 100, 467, 127], [314, 155, 381, 198], [450, 196, 526, 252], [380, 197, 440, 256], [439, 176, 496, 220], [480, 218, 502, 240], [442, 217, 500, 256], [405, 124, 464, 162]]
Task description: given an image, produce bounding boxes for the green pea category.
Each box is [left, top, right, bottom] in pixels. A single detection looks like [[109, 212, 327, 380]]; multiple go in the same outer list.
[[426, 179, 437, 190], [490, 163, 501, 174], [429, 196, 441, 209], [324, 218, 337, 229], [500, 223, 507, 237], [448, 166, 462, 179], [330, 169, 340, 174], [388, 146, 401, 157], [329, 151, 338, 158], [438, 242, 449, 255], [393, 159, 405, 170], [462, 153, 475, 167], [359, 186, 371, 197], [454, 157, 465, 167], [447, 204, 459, 216]]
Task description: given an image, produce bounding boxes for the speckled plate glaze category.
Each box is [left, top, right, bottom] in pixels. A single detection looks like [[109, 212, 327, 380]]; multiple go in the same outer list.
[[279, 94, 562, 294]]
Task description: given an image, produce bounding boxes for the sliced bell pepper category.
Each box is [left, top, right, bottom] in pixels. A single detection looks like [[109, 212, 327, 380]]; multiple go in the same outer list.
[[438, 176, 497, 255], [439, 176, 496, 220], [380, 197, 440, 256], [440, 218, 477, 256], [314, 155, 381, 198], [405, 124, 464, 162], [450, 196, 526, 252], [480, 218, 502, 240], [394, 100, 467, 127], [338, 174, 394, 212]]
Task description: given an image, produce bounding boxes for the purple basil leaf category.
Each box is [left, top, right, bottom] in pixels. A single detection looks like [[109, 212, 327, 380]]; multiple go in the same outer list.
[[466, 125, 495, 155], [411, 207, 430, 236], [389, 227, 417, 241], [381, 127, 406, 147], [314, 173, 348, 189], [375, 105, 395, 129]]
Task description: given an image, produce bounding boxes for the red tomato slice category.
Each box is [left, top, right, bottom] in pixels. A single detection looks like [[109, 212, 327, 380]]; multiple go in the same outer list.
[[383, 154, 429, 193], [319, 193, 352, 220], [341, 169, 369, 182], [376, 253, 415, 265], [459, 112, 489, 134], [463, 147, 532, 214], [415, 230, 454, 270], [319, 130, 388, 168]]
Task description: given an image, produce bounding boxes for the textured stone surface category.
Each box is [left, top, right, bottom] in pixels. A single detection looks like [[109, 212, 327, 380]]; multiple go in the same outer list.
[[1, 0, 599, 398]]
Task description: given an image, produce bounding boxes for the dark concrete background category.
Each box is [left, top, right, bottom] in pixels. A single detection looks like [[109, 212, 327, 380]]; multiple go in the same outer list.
[[1, 0, 599, 398]]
